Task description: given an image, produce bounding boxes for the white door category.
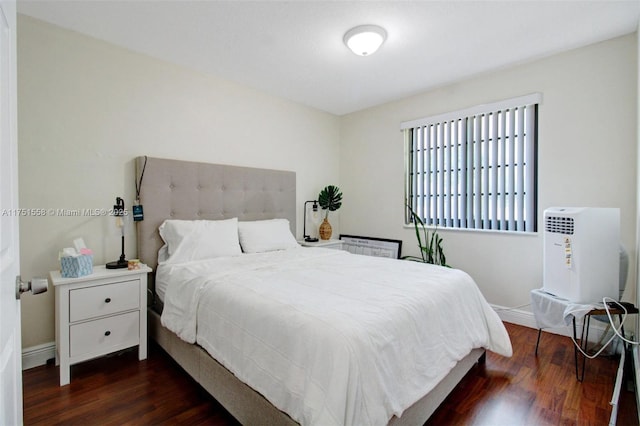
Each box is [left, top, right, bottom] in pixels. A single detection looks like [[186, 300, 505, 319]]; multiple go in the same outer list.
[[0, 0, 23, 424]]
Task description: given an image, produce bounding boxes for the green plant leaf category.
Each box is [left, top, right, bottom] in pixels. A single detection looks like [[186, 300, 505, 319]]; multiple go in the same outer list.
[[318, 185, 343, 214], [405, 203, 449, 267]]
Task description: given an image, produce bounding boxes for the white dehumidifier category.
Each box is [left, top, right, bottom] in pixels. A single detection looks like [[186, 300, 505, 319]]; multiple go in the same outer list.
[[543, 207, 620, 304]]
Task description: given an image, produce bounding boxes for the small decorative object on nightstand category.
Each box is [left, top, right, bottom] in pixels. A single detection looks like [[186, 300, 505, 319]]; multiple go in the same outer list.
[[317, 185, 343, 240], [49, 264, 151, 386], [298, 239, 344, 250]]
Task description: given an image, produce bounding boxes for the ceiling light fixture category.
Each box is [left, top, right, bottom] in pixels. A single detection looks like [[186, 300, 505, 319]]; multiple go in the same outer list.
[[343, 25, 387, 56]]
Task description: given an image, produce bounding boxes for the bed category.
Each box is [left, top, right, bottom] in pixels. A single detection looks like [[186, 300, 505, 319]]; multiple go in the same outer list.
[[135, 156, 512, 426]]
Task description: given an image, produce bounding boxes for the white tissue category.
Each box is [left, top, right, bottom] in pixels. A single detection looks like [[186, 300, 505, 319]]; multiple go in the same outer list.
[[73, 238, 87, 253], [62, 247, 78, 257]]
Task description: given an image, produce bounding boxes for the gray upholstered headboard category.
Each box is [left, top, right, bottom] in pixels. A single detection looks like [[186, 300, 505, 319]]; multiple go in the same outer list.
[[135, 156, 296, 272]]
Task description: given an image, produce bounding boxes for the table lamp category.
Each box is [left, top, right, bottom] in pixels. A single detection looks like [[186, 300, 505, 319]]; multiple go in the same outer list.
[[106, 197, 128, 269], [303, 200, 320, 242]]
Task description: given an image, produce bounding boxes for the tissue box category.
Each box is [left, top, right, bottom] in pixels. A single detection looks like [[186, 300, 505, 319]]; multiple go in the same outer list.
[[60, 255, 93, 278]]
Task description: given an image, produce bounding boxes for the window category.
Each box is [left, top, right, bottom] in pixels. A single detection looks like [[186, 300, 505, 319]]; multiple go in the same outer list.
[[402, 93, 540, 233]]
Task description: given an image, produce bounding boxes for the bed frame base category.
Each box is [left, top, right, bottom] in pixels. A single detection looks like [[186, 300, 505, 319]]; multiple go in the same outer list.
[[149, 308, 485, 425]]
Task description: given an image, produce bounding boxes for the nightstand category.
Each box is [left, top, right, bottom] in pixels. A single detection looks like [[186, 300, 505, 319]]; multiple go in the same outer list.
[[49, 264, 152, 386], [298, 239, 344, 250]]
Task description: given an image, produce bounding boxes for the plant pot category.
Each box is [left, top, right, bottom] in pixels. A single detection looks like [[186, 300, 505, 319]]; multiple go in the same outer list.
[[319, 218, 332, 240]]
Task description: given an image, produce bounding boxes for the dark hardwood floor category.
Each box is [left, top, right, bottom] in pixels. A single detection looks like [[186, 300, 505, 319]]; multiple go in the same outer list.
[[23, 322, 638, 425], [427, 323, 638, 425]]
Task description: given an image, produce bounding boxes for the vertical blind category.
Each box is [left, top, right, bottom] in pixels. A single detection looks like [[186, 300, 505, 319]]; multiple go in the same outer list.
[[402, 93, 540, 233]]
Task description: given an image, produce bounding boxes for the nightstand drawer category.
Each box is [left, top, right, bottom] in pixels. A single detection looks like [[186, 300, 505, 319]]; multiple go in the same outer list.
[[69, 279, 139, 322], [69, 311, 140, 358]]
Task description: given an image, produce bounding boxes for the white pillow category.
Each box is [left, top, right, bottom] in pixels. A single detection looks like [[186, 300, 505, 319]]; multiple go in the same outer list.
[[238, 219, 299, 253], [158, 218, 242, 264]]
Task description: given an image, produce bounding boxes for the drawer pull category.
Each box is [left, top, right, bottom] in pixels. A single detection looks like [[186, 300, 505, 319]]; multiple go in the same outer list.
[[105, 298, 111, 303], [104, 331, 111, 336]]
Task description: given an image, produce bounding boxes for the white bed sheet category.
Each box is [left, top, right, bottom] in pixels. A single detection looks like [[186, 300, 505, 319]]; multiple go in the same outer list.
[[159, 247, 512, 426]]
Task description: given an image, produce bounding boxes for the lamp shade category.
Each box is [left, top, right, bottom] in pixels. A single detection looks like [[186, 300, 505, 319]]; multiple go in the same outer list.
[[344, 25, 387, 56]]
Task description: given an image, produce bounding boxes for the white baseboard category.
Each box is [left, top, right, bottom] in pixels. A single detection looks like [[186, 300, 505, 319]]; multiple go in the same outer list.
[[492, 304, 623, 353], [22, 342, 55, 370], [492, 304, 540, 330], [491, 303, 573, 335]]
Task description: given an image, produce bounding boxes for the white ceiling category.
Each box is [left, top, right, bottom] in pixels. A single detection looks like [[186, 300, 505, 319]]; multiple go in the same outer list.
[[17, 0, 640, 116]]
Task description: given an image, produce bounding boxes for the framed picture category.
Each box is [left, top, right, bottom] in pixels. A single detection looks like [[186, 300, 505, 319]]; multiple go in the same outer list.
[[338, 234, 402, 259]]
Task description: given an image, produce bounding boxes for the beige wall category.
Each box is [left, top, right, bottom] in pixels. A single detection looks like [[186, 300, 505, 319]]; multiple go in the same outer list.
[[17, 15, 340, 348], [340, 34, 638, 311]]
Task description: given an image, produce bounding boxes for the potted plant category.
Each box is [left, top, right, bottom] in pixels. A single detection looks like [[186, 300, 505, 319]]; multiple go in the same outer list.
[[317, 185, 343, 240], [403, 204, 449, 267]]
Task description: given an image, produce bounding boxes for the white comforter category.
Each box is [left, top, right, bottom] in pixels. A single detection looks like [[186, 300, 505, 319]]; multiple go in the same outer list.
[[159, 247, 512, 426]]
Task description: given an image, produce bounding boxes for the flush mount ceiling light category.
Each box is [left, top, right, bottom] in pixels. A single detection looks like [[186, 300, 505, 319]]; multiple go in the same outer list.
[[343, 25, 387, 56]]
